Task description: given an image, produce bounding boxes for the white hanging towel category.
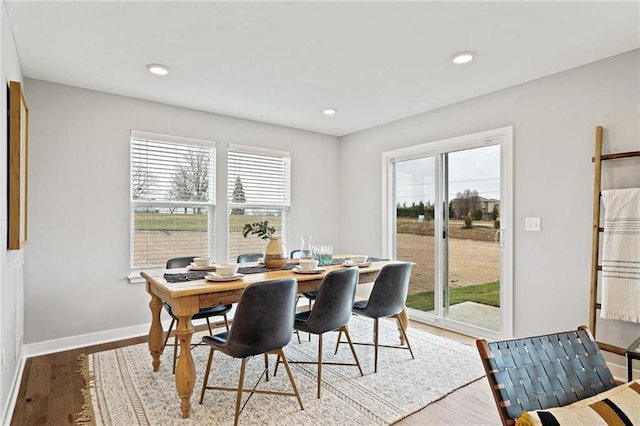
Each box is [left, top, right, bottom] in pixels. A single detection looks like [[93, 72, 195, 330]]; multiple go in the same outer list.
[[600, 188, 640, 323]]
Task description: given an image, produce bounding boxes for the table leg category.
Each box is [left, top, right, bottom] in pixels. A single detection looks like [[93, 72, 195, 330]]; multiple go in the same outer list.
[[397, 307, 409, 345], [175, 314, 196, 419], [148, 293, 164, 372]]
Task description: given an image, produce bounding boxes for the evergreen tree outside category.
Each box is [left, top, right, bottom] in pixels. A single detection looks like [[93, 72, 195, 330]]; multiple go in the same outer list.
[[491, 205, 499, 221], [231, 176, 246, 214]]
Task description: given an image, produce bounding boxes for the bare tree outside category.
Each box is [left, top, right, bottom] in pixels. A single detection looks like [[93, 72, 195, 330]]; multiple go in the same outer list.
[[171, 148, 209, 213], [132, 169, 155, 200], [454, 189, 479, 219]]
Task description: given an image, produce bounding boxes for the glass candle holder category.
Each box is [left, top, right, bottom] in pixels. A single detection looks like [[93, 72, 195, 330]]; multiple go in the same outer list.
[[312, 244, 333, 266]]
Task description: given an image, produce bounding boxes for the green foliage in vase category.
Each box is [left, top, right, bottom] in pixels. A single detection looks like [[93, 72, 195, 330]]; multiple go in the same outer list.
[[242, 220, 276, 240]]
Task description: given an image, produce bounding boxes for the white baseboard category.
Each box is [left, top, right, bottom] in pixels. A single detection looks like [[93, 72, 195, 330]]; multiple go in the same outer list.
[[22, 297, 312, 358], [2, 349, 25, 426], [22, 320, 171, 358], [609, 360, 638, 383]]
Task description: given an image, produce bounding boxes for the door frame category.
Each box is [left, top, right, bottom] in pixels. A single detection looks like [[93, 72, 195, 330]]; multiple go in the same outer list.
[[382, 126, 513, 340]]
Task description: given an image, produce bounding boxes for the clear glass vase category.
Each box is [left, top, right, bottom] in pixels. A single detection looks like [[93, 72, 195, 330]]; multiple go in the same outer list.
[[300, 236, 312, 259]]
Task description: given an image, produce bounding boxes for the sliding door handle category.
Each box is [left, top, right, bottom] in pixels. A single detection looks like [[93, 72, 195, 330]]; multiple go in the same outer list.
[[494, 229, 505, 248]]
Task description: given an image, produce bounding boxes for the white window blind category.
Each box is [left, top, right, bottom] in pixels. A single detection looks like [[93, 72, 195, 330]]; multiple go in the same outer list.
[[130, 131, 215, 268], [227, 144, 291, 262]]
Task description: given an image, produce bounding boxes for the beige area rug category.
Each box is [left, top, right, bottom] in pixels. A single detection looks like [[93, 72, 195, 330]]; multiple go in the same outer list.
[[78, 316, 485, 425]]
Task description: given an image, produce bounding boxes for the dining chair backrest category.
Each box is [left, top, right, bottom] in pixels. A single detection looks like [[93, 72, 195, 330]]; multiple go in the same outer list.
[[305, 268, 358, 334], [166, 256, 195, 269], [363, 263, 412, 318], [290, 250, 302, 259], [225, 278, 297, 358], [237, 253, 263, 263]]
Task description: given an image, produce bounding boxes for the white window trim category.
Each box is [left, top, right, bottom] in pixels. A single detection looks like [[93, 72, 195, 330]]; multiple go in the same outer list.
[[227, 144, 291, 262], [128, 130, 216, 283], [382, 126, 513, 340]]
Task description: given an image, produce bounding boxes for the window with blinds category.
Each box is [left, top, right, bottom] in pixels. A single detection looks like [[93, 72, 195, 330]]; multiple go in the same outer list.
[[227, 145, 291, 262], [130, 131, 215, 268]]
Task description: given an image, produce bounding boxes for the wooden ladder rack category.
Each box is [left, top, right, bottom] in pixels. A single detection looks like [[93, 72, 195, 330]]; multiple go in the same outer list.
[[589, 125, 640, 356]]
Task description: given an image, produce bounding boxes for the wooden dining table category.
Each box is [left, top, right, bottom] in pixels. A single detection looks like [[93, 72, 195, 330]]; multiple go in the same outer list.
[[141, 259, 409, 419]]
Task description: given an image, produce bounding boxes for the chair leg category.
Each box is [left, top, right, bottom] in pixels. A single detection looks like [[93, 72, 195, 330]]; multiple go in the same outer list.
[[308, 299, 312, 341], [295, 329, 302, 344], [223, 314, 230, 331], [316, 334, 323, 398], [341, 326, 364, 376], [234, 358, 248, 426], [199, 348, 215, 404], [334, 329, 343, 355], [273, 353, 281, 377], [163, 318, 179, 374], [374, 318, 379, 373], [395, 314, 414, 359], [172, 333, 179, 374], [205, 317, 213, 335], [275, 348, 304, 410], [162, 318, 175, 350], [264, 353, 270, 382]]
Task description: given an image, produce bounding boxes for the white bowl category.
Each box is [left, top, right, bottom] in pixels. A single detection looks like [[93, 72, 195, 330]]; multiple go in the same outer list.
[[216, 264, 239, 277], [299, 258, 319, 270], [350, 255, 368, 264], [193, 257, 212, 266]]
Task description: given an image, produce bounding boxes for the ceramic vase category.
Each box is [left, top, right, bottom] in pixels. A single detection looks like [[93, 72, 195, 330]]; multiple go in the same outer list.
[[264, 237, 287, 269]]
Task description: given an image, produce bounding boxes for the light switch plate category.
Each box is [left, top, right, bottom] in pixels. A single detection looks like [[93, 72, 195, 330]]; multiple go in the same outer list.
[[525, 217, 541, 232]]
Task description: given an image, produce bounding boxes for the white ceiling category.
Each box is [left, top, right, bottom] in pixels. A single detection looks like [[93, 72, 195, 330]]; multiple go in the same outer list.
[[5, 1, 639, 137]]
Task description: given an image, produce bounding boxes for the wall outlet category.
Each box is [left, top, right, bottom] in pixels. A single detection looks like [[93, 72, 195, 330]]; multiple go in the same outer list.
[[525, 217, 541, 232]]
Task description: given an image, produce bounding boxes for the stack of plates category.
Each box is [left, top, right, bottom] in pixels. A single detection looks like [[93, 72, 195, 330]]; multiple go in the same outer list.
[[342, 261, 371, 268], [187, 263, 217, 271], [205, 273, 244, 282], [292, 266, 326, 274]]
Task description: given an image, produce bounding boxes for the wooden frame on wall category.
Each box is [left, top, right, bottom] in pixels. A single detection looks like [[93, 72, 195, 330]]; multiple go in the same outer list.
[[8, 80, 29, 250]]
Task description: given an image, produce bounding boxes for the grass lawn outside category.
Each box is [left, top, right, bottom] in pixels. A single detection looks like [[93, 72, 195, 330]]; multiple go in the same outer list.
[[405, 281, 500, 312]]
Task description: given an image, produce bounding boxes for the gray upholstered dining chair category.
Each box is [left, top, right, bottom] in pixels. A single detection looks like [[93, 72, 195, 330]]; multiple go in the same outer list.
[[335, 262, 414, 373], [199, 278, 303, 426], [163, 256, 232, 374], [236, 253, 263, 263], [276, 267, 363, 398]]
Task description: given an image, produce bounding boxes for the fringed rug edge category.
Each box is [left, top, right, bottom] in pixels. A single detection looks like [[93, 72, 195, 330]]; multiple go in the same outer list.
[[75, 353, 96, 426]]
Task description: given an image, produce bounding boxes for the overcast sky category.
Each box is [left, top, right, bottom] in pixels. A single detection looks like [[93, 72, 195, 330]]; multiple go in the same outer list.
[[394, 144, 500, 205]]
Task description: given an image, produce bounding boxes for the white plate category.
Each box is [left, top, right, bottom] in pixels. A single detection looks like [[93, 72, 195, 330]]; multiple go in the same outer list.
[[205, 273, 244, 282], [292, 266, 326, 274], [188, 263, 217, 271], [343, 261, 371, 268]]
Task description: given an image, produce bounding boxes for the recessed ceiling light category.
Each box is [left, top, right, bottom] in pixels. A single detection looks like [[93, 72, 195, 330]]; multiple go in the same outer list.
[[452, 51, 476, 65], [146, 63, 169, 75], [322, 108, 337, 116]]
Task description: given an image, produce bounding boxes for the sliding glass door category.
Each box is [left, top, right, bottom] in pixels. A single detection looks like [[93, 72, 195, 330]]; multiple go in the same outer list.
[[442, 146, 501, 331], [393, 156, 437, 315], [384, 127, 512, 338]]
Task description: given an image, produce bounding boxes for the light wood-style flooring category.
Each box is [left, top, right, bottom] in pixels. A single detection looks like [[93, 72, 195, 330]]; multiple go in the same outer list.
[[11, 321, 500, 425]]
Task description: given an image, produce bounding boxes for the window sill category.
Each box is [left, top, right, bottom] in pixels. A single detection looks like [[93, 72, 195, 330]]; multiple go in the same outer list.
[[128, 268, 161, 285]]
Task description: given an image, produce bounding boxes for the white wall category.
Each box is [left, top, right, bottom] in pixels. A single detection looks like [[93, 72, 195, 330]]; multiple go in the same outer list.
[[22, 79, 340, 346], [339, 50, 640, 347], [0, 1, 25, 420]]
